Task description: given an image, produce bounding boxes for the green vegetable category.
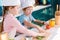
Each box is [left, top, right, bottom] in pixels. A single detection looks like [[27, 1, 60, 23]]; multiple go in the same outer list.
[[9, 38, 14, 40], [36, 36, 45, 40]]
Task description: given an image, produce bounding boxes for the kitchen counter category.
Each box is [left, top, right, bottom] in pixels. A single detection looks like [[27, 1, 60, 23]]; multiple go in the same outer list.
[[17, 18, 60, 40]]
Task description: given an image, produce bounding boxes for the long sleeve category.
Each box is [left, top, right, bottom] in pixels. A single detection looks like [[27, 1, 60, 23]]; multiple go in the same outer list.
[[3, 14, 41, 37], [10, 14, 40, 37]]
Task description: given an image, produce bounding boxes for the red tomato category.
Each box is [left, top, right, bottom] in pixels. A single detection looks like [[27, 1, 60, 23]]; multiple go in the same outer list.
[[46, 25, 51, 29]]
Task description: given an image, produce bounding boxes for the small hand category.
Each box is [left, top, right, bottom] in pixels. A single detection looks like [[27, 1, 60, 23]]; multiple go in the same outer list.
[[44, 22, 48, 25], [45, 31, 51, 37]]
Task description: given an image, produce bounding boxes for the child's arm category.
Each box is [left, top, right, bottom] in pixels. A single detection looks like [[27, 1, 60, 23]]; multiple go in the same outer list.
[[12, 16, 47, 37], [24, 20, 46, 33], [30, 15, 46, 25], [34, 19, 45, 24], [3, 14, 48, 37], [23, 21, 49, 37]]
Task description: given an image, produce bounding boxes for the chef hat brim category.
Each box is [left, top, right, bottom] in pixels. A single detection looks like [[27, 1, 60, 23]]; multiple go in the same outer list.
[[2, 0, 21, 6]]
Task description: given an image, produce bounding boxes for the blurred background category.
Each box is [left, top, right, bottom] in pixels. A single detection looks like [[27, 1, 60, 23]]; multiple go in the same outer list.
[[32, 0, 60, 21]]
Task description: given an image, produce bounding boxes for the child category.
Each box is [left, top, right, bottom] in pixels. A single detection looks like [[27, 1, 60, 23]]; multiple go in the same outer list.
[[19, 0, 50, 40], [19, 0, 47, 33], [3, 0, 48, 39]]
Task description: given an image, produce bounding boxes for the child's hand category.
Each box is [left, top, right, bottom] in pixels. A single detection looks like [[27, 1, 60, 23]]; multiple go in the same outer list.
[[44, 22, 48, 25], [45, 31, 51, 37], [42, 32, 50, 37], [37, 33, 48, 37], [38, 28, 50, 37]]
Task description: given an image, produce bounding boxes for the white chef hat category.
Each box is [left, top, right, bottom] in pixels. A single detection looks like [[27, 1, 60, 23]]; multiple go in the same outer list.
[[20, 0, 35, 9], [2, 0, 21, 6]]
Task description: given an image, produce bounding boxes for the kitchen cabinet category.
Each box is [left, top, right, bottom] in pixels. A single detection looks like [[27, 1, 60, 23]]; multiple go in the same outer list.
[[32, 5, 54, 21]]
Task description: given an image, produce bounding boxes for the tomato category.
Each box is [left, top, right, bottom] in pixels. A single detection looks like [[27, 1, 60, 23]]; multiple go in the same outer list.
[[46, 25, 51, 29]]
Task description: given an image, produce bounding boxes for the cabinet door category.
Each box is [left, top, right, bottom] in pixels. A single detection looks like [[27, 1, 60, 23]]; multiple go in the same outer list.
[[32, 6, 53, 21]]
